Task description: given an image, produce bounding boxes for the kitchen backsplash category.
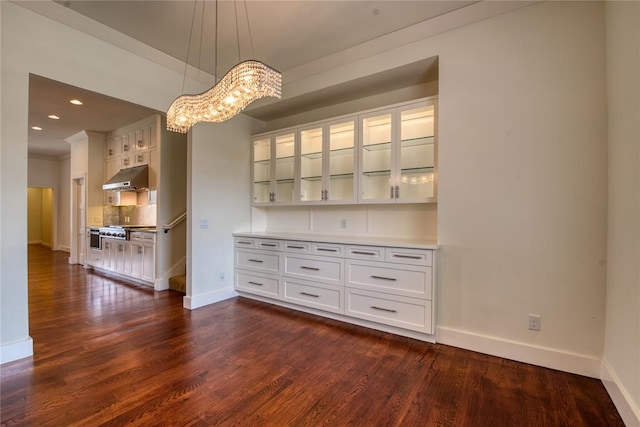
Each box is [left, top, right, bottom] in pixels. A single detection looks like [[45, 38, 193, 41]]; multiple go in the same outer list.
[[103, 205, 156, 226]]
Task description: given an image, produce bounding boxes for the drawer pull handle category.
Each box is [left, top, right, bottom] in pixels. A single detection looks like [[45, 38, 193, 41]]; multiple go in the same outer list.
[[300, 266, 320, 271], [248, 281, 263, 286], [392, 254, 422, 260], [352, 251, 376, 256], [248, 259, 264, 263], [317, 248, 337, 252], [371, 275, 397, 281], [300, 292, 319, 298], [261, 243, 277, 247], [237, 241, 252, 245], [287, 245, 305, 249], [371, 306, 397, 313]]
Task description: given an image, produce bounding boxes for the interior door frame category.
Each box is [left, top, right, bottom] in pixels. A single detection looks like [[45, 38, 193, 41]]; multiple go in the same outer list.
[[70, 173, 87, 265]]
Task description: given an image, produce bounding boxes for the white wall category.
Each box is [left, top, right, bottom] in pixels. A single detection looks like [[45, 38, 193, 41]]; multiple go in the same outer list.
[[603, 2, 640, 425], [185, 114, 262, 309]]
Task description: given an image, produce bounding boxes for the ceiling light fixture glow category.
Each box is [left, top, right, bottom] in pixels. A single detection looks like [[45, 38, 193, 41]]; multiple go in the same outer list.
[[166, 0, 281, 133], [31, 126, 43, 131], [69, 99, 83, 105], [48, 115, 60, 120]]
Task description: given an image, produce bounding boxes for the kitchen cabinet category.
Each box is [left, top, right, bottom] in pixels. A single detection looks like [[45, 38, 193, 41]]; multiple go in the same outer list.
[[130, 232, 155, 283], [234, 233, 437, 341], [250, 97, 437, 207], [252, 130, 296, 205], [97, 233, 155, 285], [105, 136, 122, 159], [298, 117, 357, 204], [359, 100, 437, 203]]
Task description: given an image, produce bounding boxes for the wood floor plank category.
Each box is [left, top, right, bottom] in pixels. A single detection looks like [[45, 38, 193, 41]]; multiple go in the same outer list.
[[0, 245, 625, 426]]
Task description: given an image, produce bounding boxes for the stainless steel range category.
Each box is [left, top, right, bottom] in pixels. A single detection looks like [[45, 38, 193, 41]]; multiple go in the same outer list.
[[99, 225, 156, 241], [99, 226, 127, 240]]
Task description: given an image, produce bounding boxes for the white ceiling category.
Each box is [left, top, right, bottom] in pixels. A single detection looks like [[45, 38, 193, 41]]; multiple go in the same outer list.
[[26, 0, 478, 158]]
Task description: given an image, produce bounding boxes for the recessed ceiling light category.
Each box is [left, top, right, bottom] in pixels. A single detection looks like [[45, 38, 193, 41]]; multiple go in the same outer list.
[[69, 99, 83, 105], [32, 126, 43, 131], [48, 115, 60, 120]]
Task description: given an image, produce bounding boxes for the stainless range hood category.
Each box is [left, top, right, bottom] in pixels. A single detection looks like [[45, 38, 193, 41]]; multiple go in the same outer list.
[[103, 164, 149, 191]]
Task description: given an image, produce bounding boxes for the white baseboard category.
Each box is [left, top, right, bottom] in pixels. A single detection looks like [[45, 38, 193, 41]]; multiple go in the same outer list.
[[42, 242, 52, 248], [0, 337, 34, 364], [183, 287, 237, 310], [601, 360, 640, 426], [58, 245, 70, 253], [28, 240, 42, 245], [437, 326, 602, 378]]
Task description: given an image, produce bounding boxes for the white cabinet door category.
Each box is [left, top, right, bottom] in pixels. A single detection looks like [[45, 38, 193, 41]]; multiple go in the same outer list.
[[358, 99, 437, 204], [130, 243, 143, 279], [298, 117, 357, 205], [141, 244, 155, 282]]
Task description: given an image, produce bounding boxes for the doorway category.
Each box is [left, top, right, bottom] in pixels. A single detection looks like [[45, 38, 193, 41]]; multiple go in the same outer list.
[[27, 187, 55, 249], [70, 176, 86, 265]]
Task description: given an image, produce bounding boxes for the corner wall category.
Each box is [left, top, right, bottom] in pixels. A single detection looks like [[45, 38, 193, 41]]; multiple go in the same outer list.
[[185, 114, 263, 309], [603, 1, 640, 425]]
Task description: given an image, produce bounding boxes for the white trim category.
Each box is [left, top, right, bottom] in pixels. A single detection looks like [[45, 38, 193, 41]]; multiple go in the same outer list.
[[58, 245, 70, 253], [437, 326, 602, 378], [183, 287, 238, 310], [28, 240, 42, 245], [601, 360, 640, 426], [0, 337, 33, 364]]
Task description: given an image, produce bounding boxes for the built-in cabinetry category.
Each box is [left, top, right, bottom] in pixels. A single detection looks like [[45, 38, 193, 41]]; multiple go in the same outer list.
[[104, 117, 159, 205], [251, 97, 437, 206], [234, 233, 437, 341], [90, 231, 156, 286]]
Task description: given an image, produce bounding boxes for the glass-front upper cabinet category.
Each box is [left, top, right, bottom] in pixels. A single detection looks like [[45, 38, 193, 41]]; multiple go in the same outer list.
[[252, 130, 297, 205], [359, 98, 437, 203], [298, 117, 357, 204]]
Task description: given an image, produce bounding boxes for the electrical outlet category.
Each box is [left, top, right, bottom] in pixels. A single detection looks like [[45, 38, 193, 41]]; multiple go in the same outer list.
[[528, 314, 541, 331], [200, 219, 209, 229], [219, 272, 225, 281], [341, 219, 347, 229]]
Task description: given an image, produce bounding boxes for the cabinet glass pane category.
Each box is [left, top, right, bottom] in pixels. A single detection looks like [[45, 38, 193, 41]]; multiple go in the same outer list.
[[328, 121, 355, 201], [253, 138, 271, 203], [300, 127, 323, 201], [275, 133, 295, 203], [361, 113, 392, 200], [398, 105, 435, 200]]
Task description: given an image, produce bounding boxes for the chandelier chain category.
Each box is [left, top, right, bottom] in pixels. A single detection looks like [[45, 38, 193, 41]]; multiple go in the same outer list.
[[243, 0, 255, 59], [181, 0, 199, 95]]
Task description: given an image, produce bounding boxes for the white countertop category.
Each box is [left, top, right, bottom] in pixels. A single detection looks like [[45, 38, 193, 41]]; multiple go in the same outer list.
[[233, 231, 438, 250]]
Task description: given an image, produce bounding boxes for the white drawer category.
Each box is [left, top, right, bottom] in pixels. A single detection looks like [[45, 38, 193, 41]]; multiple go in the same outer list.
[[283, 278, 343, 314], [235, 271, 279, 298], [386, 248, 432, 266], [235, 249, 281, 274], [282, 241, 311, 254], [284, 254, 343, 285], [255, 239, 282, 251], [311, 242, 345, 257], [346, 288, 432, 333], [234, 237, 255, 248], [346, 245, 385, 261], [346, 260, 431, 299]]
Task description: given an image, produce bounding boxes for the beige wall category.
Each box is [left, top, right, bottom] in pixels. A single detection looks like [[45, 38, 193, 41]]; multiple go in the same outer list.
[[27, 188, 43, 243], [603, 1, 640, 424]]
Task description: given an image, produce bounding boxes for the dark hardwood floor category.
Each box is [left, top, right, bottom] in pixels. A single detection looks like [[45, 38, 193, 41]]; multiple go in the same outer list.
[[0, 244, 623, 426]]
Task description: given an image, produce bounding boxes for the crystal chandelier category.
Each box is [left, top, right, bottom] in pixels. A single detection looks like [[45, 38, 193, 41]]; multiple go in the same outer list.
[[167, 1, 281, 133]]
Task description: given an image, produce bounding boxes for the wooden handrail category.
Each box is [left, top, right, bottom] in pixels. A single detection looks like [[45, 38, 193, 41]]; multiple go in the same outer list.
[[162, 212, 186, 233]]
